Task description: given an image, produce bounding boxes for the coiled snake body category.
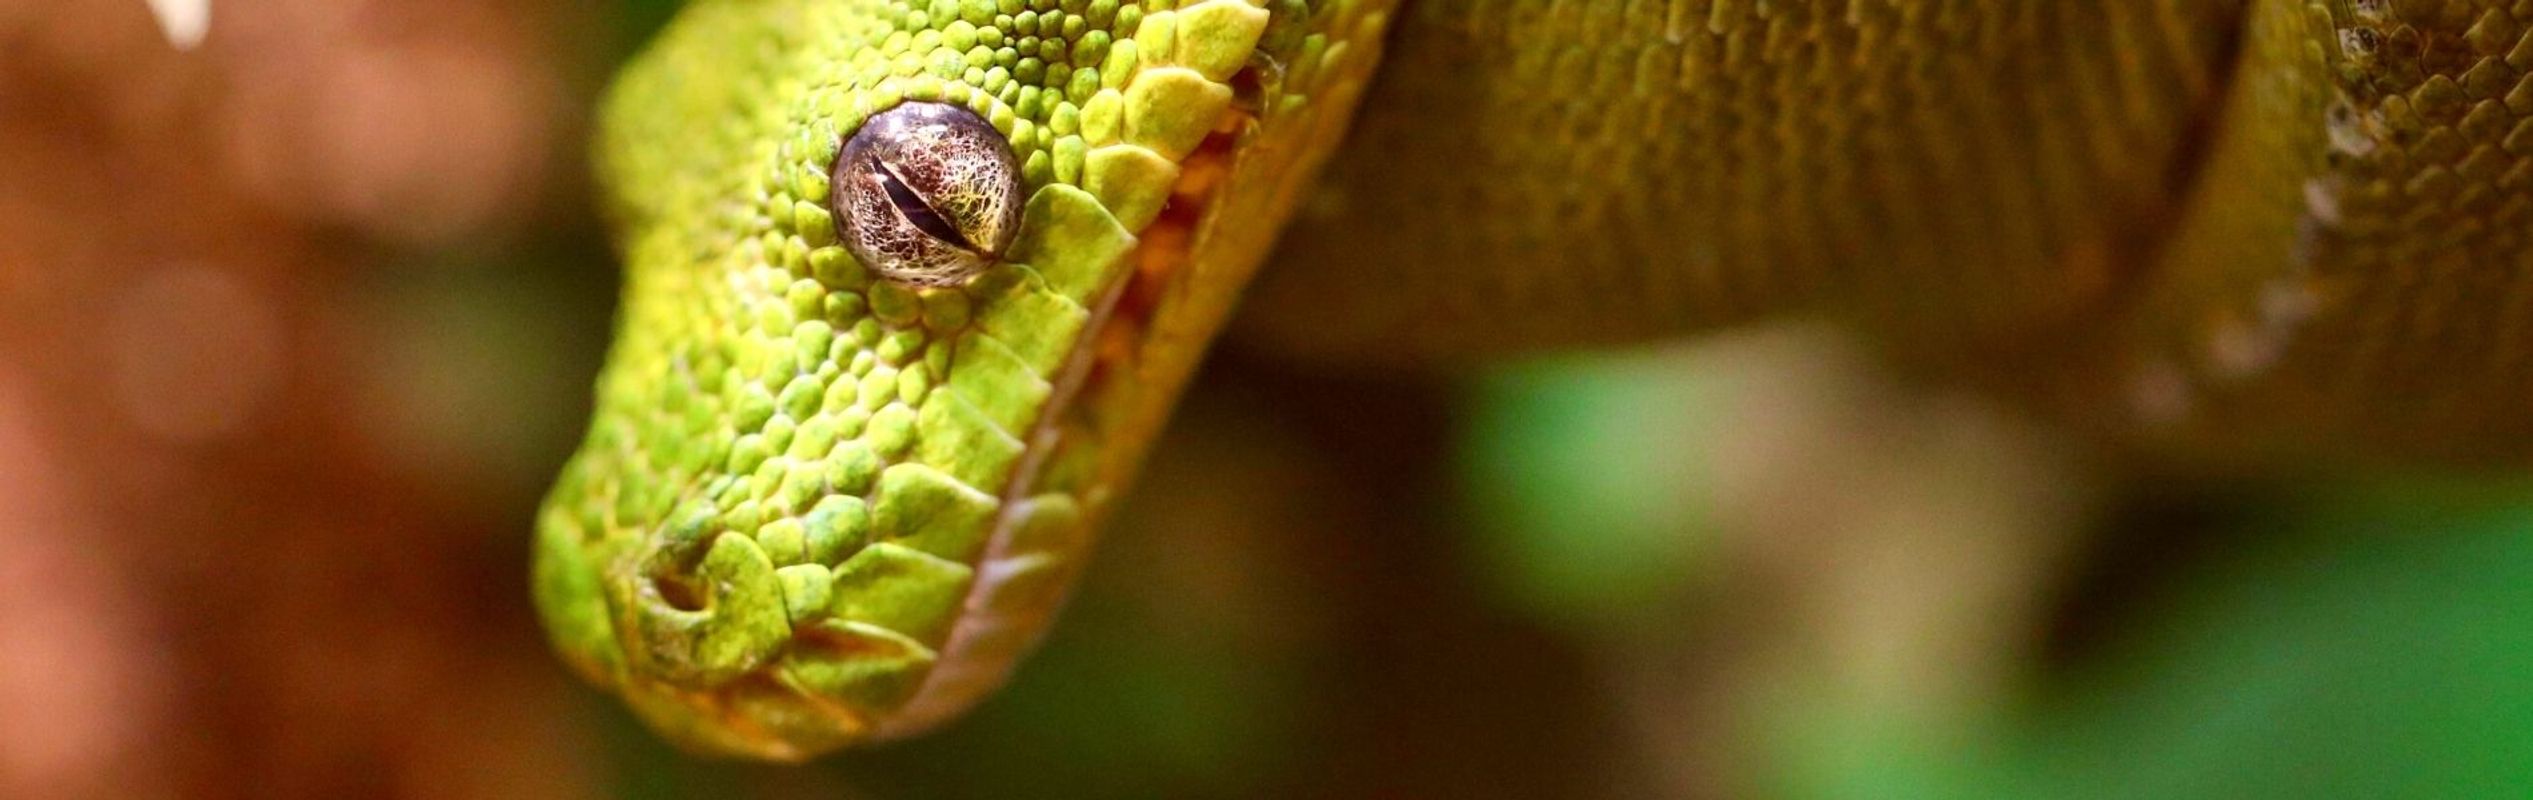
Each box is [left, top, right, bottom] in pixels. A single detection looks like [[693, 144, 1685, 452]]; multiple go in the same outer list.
[[536, 0, 2533, 759]]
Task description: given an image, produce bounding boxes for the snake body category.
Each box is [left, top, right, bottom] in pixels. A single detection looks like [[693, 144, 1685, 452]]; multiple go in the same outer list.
[[537, 0, 2533, 759]]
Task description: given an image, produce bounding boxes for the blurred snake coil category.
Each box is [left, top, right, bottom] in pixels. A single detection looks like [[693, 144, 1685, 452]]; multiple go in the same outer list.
[[534, 0, 2533, 759]]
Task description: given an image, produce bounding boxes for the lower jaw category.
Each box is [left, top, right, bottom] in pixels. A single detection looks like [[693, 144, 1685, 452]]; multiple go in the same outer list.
[[870, 127, 1237, 738]]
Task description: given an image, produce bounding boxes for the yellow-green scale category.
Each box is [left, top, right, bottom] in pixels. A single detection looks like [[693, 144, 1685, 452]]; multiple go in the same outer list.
[[537, 0, 1318, 760]]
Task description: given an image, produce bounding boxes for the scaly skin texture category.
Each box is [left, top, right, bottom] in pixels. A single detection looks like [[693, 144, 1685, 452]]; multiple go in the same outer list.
[[2077, 0, 2533, 460], [1244, 0, 2247, 359], [1237, 0, 2533, 460], [536, 0, 1389, 759], [542, 0, 2533, 760]]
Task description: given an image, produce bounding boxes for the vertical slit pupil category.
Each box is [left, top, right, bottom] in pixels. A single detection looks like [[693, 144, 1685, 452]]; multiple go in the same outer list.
[[874, 159, 979, 251]]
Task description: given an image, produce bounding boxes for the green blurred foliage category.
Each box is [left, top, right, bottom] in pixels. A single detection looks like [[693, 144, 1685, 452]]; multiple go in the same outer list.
[[1452, 339, 2533, 799], [1789, 480, 2533, 800], [1461, 349, 1721, 631]]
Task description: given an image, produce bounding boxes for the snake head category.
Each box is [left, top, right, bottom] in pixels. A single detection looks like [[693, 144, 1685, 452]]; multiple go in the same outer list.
[[529, 0, 1362, 760]]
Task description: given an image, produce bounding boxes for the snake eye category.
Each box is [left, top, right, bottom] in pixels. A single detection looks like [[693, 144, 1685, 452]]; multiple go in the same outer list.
[[831, 103, 1023, 287]]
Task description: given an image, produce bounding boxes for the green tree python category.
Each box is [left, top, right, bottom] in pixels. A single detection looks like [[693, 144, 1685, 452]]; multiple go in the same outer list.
[[535, 0, 2533, 759]]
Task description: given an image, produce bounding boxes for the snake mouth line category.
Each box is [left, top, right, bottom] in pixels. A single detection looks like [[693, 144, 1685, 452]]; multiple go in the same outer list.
[[879, 120, 1246, 736]]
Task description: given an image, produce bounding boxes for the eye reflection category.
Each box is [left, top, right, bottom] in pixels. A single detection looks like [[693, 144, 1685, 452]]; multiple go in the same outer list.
[[830, 102, 1022, 287]]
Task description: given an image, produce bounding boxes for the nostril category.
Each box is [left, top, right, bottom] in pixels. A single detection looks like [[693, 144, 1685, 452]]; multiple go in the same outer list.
[[653, 574, 709, 612]]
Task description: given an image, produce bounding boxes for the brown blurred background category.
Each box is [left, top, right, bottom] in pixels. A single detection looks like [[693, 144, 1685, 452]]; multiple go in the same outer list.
[[0, 2, 616, 795], [5, 3, 2533, 799]]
